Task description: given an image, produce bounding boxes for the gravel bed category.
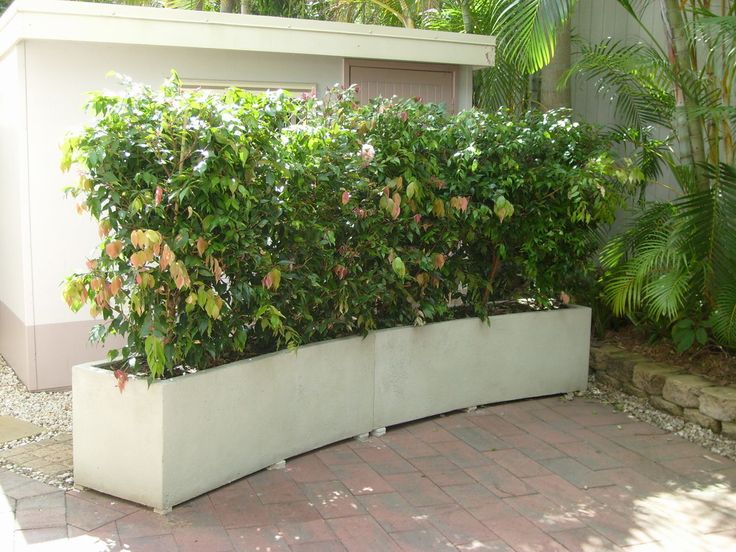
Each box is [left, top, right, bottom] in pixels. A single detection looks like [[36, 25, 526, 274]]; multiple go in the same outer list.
[[581, 374, 736, 462], [0, 355, 71, 436], [0, 355, 73, 489]]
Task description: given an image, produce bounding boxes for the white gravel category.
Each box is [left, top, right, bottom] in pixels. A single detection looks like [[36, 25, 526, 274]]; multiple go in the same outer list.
[[0, 355, 71, 449], [583, 374, 736, 462]]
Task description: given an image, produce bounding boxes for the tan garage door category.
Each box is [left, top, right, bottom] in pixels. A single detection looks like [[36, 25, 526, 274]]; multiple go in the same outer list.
[[346, 60, 457, 113]]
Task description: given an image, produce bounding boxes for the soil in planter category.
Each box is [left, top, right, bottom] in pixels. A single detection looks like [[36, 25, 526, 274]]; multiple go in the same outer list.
[[600, 325, 736, 386]]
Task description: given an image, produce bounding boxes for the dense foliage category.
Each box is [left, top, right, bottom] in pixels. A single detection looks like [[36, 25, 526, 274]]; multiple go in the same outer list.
[[571, 0, 736, 351], [63, 75, 623, 380]]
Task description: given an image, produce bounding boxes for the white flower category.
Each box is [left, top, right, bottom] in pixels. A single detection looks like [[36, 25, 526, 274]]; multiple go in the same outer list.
[[360, 143, 375, 164]]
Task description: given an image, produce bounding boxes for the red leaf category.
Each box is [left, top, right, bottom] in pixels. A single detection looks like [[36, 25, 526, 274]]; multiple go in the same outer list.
[[105, 240, 123, 260], [196, 237, 208, 257], [109, 277, 122, 296], [98, 220, 111, 238], [433, 253, 446, 270], [155, 186, 164, 207], [333, 265, 349, 280], [114, 369, 128, 394], [341, 191, 351, 205]]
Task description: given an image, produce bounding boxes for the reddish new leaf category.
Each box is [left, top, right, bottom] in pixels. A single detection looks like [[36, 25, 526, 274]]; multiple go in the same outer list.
[[114, 369, 128, 394]]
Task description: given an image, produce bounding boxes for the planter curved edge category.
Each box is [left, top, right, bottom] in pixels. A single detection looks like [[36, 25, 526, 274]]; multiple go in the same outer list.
[[72, 305, 590, 511], [73, 333, 376, 512]]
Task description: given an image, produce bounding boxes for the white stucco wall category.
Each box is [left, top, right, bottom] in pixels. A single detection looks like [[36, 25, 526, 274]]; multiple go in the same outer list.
[[0, 44, 32, 324]]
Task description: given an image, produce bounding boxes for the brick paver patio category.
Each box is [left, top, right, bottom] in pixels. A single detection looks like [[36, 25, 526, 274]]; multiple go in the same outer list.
[[2, 395, 736, 551]]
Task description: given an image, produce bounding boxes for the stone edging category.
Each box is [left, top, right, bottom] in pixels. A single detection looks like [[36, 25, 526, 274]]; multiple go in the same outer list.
[[590, 344, 736, 437]]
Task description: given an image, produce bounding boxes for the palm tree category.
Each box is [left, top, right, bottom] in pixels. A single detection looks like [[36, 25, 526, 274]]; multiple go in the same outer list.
[[574, 1, 736, 350]]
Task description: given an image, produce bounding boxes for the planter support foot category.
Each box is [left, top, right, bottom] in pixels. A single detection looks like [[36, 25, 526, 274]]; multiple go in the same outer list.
[[154, 507, 172, 515], [465, 406, 478, 413], [355, 432, 370, 442], [72, 484, 88, 492], [371, 427, 386, 437], [268, 460, 286, 470]]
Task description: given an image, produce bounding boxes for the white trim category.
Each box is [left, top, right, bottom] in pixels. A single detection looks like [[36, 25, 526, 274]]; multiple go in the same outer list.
[[180, 78, 317, 95], [0, 1, 495, 67]]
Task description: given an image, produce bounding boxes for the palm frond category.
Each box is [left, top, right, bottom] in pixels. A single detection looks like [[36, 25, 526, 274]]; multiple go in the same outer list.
[[491, 0, 574, 73], [567, 39, 674, 131], [713, 281, 736, 346], [641, 267, 691, 320], [473, 59, 531, 112], [606, 125, 672, 182]]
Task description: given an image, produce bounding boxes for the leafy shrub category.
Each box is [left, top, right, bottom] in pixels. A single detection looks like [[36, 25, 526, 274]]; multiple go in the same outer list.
[[63, 75, 624, 380]]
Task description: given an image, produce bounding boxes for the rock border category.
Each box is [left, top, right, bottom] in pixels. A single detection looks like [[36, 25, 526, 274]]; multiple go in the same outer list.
[[590, 344, 736, 438]]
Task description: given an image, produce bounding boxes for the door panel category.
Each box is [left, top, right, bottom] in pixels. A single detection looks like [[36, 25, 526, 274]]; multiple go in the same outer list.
[[348, 62, 456, 113]]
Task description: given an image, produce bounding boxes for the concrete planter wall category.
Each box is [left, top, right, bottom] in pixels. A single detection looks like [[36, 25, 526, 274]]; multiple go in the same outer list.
[[73, 306, 591, 512]]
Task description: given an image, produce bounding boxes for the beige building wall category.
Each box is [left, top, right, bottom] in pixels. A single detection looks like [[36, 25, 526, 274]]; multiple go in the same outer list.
[[0, 43, 36, 388]]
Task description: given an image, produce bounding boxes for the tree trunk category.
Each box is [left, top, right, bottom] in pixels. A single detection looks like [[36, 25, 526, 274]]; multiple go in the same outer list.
[[538, 21, 572, 109], [221, 0, 236, 13], [662, 0, 708, 190], [240, 0, 251, 14], [459, 1, 474, 33]]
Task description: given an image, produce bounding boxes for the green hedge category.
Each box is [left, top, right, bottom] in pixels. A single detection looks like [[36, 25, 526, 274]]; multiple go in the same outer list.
[[63, 75, 624, 380]]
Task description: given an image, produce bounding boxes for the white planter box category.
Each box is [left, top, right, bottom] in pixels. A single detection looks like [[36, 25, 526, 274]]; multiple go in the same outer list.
[[73, 306, 590, 511]]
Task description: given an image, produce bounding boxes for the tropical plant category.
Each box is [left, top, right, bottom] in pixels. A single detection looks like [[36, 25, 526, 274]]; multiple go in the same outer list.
[[575, 0, 736, 350], [62, 75, 623, 381]]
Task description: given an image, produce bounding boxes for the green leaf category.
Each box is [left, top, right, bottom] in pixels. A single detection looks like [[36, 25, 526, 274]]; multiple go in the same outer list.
[[144, 335, 166, 379], [675, 331, 695, 353], [392, 257, 406, 280]]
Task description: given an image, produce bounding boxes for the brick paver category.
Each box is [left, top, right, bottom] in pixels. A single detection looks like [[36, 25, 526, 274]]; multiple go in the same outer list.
[[0, 434, 73, 488], [2, 395, 736, 551]]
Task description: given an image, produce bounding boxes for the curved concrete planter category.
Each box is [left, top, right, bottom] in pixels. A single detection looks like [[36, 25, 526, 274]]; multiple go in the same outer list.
[[73, 305, 591, 511]]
